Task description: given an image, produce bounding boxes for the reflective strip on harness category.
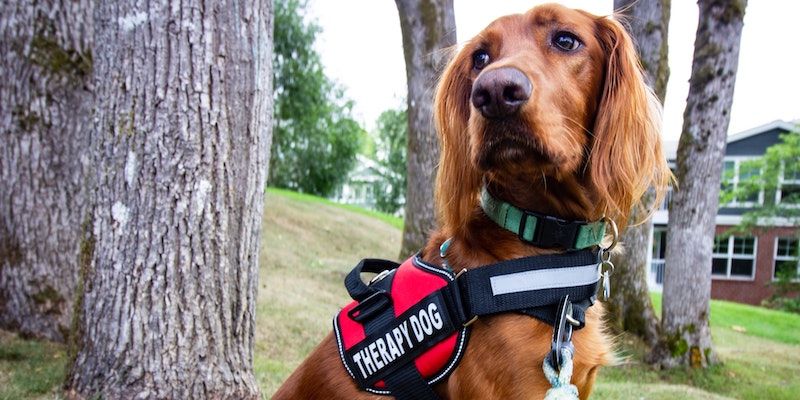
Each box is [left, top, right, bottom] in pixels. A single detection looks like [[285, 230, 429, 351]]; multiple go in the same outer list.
[[334, 249, 601, 397], [490, 263, 599, 295]]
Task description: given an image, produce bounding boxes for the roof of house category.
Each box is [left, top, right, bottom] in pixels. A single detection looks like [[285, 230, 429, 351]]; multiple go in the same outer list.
[[662, 119, 797, 160]]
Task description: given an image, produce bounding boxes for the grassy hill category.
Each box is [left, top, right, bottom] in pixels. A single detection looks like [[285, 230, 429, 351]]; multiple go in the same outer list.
[[255, 189, 402, 393], [1, 189, 799, 399]]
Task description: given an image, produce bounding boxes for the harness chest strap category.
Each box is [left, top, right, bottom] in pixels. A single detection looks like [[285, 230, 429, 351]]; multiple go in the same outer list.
[[334, 249, 602, 399]]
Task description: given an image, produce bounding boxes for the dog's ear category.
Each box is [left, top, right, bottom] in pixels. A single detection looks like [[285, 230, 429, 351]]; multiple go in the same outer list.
[[589, 17, 672, 230], [434, 46, 482, 236]]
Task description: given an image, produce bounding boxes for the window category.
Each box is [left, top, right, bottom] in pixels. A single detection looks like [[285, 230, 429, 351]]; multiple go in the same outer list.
[[652, 228, 667, 260], [650, 228, 667, 285], [774, 237, 799, 280], [712, 235, 756, 279], [721, 158, 762, 207], [777, 162, 800, 206]]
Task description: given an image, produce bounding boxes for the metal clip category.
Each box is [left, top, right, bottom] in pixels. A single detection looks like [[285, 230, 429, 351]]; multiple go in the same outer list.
[[598, 253, 615, 300], [550, 295, 576, 371], [600, 216, 619, 253]]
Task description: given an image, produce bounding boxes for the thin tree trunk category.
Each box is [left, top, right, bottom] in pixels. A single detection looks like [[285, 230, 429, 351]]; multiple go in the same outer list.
[[0, 0, 92, 341], [606, 0, 670, 347], [655, 0, 746, 369], [64, 1, 273, 398], [395, 0, 456, 259]]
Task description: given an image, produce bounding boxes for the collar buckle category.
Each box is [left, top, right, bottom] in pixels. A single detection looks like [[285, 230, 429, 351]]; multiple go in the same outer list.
[[519, 211, 580, 249]]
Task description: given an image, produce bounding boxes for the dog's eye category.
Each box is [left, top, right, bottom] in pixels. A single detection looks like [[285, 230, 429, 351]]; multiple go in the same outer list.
[[552, 32, 581, 51], [472, 50, 490, 70]]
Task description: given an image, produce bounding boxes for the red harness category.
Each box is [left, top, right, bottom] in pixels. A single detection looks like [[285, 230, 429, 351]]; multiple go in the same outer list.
[[334, 256, 468, 395], [333, 249, 602, 399]]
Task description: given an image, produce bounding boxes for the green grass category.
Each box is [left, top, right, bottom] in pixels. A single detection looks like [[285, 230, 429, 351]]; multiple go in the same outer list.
[[2, 189, 799, 399], [267, 187, 404, 230], [0, 330, 66, 400], [651, 292, 800, 345]]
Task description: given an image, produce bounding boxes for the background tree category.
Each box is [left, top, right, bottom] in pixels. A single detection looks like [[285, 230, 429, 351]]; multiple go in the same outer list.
[[0, 0, 91, 341], [394, 0, 456, 258], [64, 0, 273, 398], [656, 0, 747, 369], [606, 0, 670, 347], [372, 107, 408, 214], [270, 0, 362, 197]]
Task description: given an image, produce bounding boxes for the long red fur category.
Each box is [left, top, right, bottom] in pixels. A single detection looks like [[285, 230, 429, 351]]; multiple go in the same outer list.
[[273, 4, 671, 399]]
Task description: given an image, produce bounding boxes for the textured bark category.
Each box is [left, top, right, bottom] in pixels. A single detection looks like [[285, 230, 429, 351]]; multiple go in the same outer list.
[[0, 1, 92, 341], [395, 0, 456, 258], [655, 0, 746, 369], [614, 0, 670, 102], [64, 1, 273, 398], [606, 0, 670, 347]]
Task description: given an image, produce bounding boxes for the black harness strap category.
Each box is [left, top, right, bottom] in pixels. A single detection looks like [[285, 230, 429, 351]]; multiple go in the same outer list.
[[339, 250, 601, 398], [454, 249, 599, 326]]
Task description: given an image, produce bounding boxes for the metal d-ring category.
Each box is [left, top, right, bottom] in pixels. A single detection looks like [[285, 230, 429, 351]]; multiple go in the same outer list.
[[600, 216, 619, 253]]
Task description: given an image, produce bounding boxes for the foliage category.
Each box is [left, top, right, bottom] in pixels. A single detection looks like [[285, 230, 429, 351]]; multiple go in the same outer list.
[[763, 268, 800, 314], [720, 128, 800, 312], [371, 107, 408, 214], [270, 0, 363, 197], [721, 129, 800, 228]]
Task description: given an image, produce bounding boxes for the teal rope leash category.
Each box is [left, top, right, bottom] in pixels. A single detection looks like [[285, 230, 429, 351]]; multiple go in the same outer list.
[[543, 348, 579, 400]]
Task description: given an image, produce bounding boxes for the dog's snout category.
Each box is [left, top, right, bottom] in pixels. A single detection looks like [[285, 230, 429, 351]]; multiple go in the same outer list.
[[471, 67, 532, 119]]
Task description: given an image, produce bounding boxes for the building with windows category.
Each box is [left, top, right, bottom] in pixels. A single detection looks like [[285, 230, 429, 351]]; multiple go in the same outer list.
[[648, 120, 799, 305]]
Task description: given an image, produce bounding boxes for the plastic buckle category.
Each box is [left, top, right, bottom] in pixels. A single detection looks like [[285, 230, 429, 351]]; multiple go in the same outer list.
[[535, 215, 580, 249], [549, 295, 578, 371], [348, 290, 391, 322]]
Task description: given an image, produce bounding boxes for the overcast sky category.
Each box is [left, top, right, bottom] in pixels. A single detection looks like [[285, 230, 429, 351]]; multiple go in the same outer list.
[[308, 1, 800, 142]]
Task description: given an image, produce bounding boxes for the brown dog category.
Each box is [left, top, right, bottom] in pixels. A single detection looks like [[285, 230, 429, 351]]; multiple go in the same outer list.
[[274, 3, 670, 399]]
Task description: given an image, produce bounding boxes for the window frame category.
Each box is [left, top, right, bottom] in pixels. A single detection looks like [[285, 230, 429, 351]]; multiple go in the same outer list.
[[775, 161, 800, 208], [722, 156, 764, 208], [773, 236, 800, 281], [711, 235, 758, 281]]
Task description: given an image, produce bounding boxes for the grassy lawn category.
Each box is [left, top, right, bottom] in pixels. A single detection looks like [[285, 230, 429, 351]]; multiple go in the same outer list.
[[1, 189, 799, 399], [0, 330, 66, 400]]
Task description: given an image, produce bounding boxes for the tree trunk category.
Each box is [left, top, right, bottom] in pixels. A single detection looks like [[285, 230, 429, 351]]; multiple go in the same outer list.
[[655, 0, 746, 369], [64, 1, 273, 398], [395, 0, 456, 259], [606, 0, 670, 347], [0, 1, 92, 341]]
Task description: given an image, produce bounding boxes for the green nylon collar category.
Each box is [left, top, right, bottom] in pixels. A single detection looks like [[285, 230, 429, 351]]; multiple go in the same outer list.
[[480, 186, 606, 250]]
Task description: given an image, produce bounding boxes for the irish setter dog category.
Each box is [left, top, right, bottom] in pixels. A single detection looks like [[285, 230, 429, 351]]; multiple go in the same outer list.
[[274, 4, 670, 399]]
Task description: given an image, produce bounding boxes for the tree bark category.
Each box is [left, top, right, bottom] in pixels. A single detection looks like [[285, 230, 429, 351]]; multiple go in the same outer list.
[[395, 0, 456, 259], [606, 0, 670, 347], [64, 1, 273, 398], [655, 0, 746, 369], [0, 0, 92, 341]]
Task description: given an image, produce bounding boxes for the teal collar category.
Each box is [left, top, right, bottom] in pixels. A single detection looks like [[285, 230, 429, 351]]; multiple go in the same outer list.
[[480, 186, 606, 250]]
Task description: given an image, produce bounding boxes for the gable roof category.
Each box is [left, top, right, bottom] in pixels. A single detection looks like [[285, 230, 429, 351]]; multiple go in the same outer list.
[[727, 120, 796, 143], [662, 119, 797, 160]]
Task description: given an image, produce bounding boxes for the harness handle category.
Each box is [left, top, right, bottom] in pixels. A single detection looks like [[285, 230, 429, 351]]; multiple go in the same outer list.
[[344, 258, 400, 302]]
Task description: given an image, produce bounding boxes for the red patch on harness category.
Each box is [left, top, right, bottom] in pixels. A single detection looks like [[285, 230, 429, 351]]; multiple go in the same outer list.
[[334, 256, 468, 394]]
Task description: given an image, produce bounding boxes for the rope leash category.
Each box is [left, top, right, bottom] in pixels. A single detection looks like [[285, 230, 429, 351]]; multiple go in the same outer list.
[[543, 347, 579, 400]]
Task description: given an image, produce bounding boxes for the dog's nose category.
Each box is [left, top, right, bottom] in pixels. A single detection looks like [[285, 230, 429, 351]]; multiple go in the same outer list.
[[471, 67, 532, 119]]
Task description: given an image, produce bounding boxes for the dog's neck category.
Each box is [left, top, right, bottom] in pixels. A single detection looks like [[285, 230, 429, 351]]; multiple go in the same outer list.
[[424, 173, 598, 271], [484, 174, 595, 221]]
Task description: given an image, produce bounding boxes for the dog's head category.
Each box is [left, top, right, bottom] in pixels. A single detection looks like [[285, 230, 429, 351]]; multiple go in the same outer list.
[[434, 3, 671, 236]]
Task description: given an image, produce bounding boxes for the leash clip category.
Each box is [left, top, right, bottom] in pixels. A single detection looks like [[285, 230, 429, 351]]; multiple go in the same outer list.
[[597, 247, 615, 300], [549, 295, 578, 372]]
